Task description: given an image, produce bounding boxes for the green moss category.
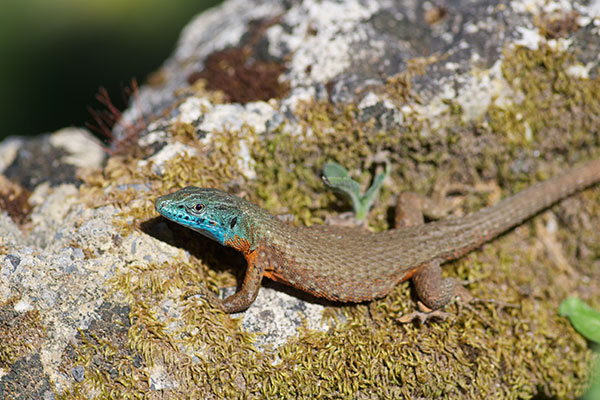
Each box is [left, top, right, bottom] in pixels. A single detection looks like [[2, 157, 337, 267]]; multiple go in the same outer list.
[[489, 45, 600, 153], [250, 100, 457, 230], [58, 315, 150, 399]]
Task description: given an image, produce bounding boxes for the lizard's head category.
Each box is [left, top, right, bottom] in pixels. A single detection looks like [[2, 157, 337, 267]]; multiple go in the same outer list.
[[155, 187, 265, 253]]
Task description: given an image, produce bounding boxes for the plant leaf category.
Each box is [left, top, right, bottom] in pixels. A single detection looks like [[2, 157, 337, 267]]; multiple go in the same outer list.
[[322, 161, 361, 213], [359, 162, 389, 218], [558, 297, 600, 343]]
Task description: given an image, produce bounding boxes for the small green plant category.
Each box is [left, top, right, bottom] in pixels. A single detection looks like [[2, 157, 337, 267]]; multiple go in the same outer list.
[[559, 297, 600, 400], [559, 297, 600, 343], [322, 161, 389, 222]]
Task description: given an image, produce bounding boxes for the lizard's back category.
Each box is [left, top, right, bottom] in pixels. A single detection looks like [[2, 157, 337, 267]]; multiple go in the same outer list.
[[259, 159, 600, 302]]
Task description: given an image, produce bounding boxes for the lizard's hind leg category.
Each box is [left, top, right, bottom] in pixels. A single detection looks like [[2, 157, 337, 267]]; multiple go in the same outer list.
[[412, 260, 459, 310], [394, 180, 465, 228], [394, 183, 467, 323]]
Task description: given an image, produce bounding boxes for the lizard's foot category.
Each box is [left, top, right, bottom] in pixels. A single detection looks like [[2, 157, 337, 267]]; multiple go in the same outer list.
[[183, 287, 227, 312], [396, 285, 471, 325], [400, 264, 473, 325], [397, 301, 452, 324]]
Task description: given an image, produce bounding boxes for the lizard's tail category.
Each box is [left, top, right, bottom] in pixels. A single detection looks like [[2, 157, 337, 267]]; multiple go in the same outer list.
[[480, 158, 600, 229], [431, 158, 600, 261]]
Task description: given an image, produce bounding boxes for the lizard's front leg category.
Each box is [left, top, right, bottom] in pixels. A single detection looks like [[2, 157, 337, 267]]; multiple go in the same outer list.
[[217, 250, 265, 313]]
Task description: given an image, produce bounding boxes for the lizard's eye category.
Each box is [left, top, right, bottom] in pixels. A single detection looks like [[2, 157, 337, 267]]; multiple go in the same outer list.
[[193, 203, 205, 212]]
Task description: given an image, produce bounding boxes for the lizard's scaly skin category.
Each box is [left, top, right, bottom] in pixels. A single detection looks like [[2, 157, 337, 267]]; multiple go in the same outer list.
[[155, 159, 600, 312]]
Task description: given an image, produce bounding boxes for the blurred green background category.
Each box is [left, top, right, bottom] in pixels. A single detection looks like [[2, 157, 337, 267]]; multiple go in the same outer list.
[[0, 0, 222, 140]]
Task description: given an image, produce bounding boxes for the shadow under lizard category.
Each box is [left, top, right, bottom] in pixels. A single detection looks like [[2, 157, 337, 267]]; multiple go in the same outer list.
[[155, 159, 600, 313]]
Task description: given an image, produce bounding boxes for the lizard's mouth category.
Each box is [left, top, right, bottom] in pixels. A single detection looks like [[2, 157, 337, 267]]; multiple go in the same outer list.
[[154, 195, 168, 213], [154, 195, 182, 223]]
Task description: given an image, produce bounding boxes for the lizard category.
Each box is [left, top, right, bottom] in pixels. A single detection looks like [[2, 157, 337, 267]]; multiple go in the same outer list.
[[155, 159, 600, 314]]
